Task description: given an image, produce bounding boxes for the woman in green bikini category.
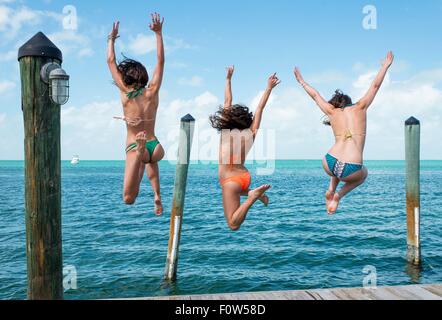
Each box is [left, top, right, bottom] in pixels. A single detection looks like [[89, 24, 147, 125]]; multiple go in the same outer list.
[[107, 13, 165, 215], [294, 51, 394, 214]]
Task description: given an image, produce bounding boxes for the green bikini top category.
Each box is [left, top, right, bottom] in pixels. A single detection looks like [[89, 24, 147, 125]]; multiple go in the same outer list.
[[340, 103, 355, 109], [126, 87, 145, 99]]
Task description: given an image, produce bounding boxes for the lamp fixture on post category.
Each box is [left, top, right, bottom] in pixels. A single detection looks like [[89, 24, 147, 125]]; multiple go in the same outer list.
[[41, 62, 70, 105]]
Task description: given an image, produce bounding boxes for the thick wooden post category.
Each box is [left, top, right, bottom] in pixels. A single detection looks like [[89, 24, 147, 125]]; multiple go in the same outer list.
[[405, 117, 421, 265], [164, 114, 195, 281], [18, 32, 64, 299]]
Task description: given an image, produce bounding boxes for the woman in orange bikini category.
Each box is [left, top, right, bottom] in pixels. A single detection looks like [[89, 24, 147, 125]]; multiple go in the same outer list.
[[294, 51, 394, 215], [210, 66, 280, 231]]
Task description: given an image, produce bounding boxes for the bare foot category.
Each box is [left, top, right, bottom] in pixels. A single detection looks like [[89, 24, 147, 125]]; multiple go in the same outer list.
[[154, 197, 163, 216], [136, 131, 148, 162], [326, 190, 335, 212], [259, 194, 270, 207], [327, 192, 341, 215], [249, 185, 271, 202]]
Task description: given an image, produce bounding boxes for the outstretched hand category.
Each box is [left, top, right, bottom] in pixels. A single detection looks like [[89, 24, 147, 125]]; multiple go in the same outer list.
[[382, 51, 394, 69], [294, 67, 305, 85], [268, 73, 281, 89], [109, 21, 120, 41], [226, 65, 235, 80], [149, 12, 164, 34]]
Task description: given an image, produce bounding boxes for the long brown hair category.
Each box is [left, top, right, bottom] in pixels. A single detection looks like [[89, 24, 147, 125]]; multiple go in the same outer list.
[[210, 104, 254, 131], [117, 57, 149, 89], [323, 90, 353, 126], [329, 90, 353, 109]]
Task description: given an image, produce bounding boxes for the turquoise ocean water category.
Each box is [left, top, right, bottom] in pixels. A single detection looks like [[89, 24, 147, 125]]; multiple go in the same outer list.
[[0, 160, 441, 300]]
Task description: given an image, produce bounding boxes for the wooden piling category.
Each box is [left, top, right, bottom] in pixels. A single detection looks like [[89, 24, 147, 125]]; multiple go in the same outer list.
[[164, 114, 195, 281], [18, 32, 64, 299], [405, 116, 421, 265]]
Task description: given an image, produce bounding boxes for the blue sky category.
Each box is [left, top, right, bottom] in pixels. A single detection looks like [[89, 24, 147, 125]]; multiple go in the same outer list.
[[1, 0, 442, 160]]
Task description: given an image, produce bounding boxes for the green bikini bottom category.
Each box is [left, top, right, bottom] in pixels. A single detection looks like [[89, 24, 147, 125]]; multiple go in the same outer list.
[[125, 139, 160, 159]]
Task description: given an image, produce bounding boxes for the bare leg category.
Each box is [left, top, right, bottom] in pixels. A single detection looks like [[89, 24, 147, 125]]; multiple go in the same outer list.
[[123, 151, 145, 205], [145, 144, 165, 216], [146, 162, 163, 216], [223, 184, 271, 231], [122, 131, 151, 205], [326, 176, 340, 211], [328, 167, 368, 215]]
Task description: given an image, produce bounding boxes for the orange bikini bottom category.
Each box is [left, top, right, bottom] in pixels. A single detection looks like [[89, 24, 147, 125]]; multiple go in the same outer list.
[[220, 172, 252, 192]]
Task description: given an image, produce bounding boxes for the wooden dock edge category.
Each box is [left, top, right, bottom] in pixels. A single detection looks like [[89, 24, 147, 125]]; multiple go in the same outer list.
[[115, 284, 442, 301]]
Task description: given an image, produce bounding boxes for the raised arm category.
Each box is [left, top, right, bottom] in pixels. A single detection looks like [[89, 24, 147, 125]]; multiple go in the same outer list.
[[224, 66, 234, 109], [358, 51, 394, 109], [149, 13, 165, 92], [294, 67, 333, 115], [107, 21, 128, 91], [250, 73, 281, 136]]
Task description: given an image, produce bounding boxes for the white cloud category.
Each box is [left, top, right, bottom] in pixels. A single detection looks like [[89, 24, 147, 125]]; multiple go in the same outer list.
[[167, 91, 219, 116], [61, 100, 126, 160], [78, 47, 94, 57], [57, 91, 220, 160], [0, 113, 5, 124], [0, 5, 59, 39], [178, 75, 204, 87], [168, 61, 188, 69], [127, 33, 193, 56], [241, 67, 442, 160], [350, 68, 442, 159], [248, 87, 330, 159], [0, 80, 15, 93], [47, 30, 93, 58], [352, 70, 391, 89], [0, 49, 16, 61], [309, 70, 346, 85], [128, 33, 156, 55], [0, 3, 90, 59]]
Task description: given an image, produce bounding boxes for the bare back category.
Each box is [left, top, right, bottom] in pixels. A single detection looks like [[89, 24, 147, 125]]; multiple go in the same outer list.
[[218, 129, 255, 180], [328, 103, 367, 164], [121, 88, 159, 144]]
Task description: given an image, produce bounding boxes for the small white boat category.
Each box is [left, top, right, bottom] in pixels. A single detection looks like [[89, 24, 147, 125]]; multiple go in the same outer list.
[[71, 155, 80, 165]]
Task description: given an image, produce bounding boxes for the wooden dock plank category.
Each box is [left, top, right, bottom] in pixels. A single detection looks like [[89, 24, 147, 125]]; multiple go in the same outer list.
[[400, 285, 441, 300], [310, 289, 341, 300], [367, 287, 406, 300], [421, 284, 442, 297], [329, 288, 373, 300], [384, 286, 423, 300], [280, 290, 315, 300], [122, 284, 442, 301]]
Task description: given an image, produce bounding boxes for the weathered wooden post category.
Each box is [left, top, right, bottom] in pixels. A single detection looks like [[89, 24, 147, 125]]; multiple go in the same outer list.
[[405, 117, 421, 265], [18, 32, 67, 299], [164, 114, 195, 281]]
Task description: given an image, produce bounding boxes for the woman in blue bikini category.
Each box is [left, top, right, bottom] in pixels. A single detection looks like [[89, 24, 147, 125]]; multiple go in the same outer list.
[[294, 51, 394, 214]]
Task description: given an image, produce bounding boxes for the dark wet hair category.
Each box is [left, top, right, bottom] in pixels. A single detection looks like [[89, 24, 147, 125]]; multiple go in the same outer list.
[[117, 58, 149, 89], [328, 90, 353, 109], [323, 90, 353, 126], [210, 104, 254, 131]]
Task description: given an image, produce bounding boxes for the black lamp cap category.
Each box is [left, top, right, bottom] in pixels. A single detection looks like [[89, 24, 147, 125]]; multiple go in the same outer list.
[[18, 32, 62, 62], [405, 116, 420, 126], [181, 114, 195, 122]]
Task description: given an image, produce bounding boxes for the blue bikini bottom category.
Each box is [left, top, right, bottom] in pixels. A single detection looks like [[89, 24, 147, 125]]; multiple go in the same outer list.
[[325, 154, 363, 179]]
